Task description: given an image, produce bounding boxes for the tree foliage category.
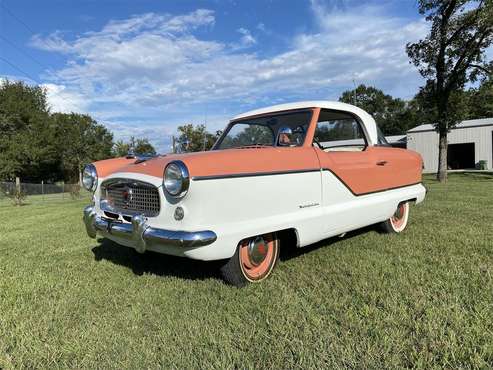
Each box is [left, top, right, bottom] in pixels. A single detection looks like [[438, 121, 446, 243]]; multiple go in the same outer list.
[[0, 80, 115, 182], [0, 80, 56, 181], [466, 70, 493, 118], [52, 113, 113, 182], [339, 84, 413, 134], [176, 124, 220, 152], [406, 0, 493, 181], [113, 137, 156, 157]]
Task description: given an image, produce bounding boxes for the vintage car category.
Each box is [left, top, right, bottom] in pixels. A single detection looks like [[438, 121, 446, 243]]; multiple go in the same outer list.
[[83, 101, 426, 286]]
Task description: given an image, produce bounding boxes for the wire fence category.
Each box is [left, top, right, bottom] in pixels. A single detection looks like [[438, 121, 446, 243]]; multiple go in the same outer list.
[[0, 181, 91, 207]]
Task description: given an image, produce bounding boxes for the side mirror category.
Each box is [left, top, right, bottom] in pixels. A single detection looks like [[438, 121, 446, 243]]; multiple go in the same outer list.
[[277, 127, 293, 146]]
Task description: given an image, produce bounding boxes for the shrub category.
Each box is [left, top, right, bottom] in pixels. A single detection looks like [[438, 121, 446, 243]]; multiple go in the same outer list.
[[70, 184, 81, 199], [4, 188, 27, 206]]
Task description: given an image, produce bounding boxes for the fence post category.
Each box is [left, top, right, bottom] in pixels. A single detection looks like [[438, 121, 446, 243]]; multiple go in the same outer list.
[[16, 177, 20, 193], [42, 180, 44, 200], [62, 180, 65, 200]]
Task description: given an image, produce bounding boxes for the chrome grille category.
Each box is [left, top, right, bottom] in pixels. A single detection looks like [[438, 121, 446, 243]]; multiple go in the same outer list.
[[100, 179, 160, 217]]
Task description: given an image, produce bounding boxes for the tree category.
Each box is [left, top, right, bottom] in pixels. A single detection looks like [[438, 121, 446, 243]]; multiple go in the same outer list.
[[113, 137, 156, 157], [407, 0, 493, 182], [175, 124, 219, 152], [467, 69, 493, 118], [339, 84, 413, 134], [0, 80, 57, 181], [0, 80, 116, 183], [52, 113, 114, 183]]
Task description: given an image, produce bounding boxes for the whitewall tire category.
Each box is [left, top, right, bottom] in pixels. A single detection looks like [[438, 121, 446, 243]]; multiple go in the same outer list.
[[380, 202, 410, 234], [220, 233, 279, 287]]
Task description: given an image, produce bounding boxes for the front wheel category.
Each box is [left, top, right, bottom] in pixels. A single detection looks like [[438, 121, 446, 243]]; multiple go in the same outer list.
[[380, 202, 410, 233], [220, 233, 279, 287]]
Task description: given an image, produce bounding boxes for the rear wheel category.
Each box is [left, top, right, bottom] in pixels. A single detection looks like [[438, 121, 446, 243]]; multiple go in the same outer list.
[[380, 202, 410, 233], [220, 233, 279, 287]]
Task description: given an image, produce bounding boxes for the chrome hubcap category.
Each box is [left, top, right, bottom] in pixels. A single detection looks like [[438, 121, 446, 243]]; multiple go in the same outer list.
[[247, 236, 268, 266]]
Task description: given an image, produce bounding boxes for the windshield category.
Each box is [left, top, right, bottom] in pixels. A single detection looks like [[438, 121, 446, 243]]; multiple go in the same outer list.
[[215, 110, 312, 150]]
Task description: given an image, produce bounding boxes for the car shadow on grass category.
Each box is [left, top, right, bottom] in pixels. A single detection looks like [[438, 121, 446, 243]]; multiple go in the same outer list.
[[279, 225, 379, 262], [91, 238, 222, 281], [91, 225, 380, 282]]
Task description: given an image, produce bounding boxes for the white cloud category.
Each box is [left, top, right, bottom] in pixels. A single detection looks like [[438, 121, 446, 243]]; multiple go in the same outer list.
[[103, 121, 174, 152], [234, 28, 256, 49], [42, 83, 88, 113], [31, 5, 429, 141], [257, 23, 267, 32]]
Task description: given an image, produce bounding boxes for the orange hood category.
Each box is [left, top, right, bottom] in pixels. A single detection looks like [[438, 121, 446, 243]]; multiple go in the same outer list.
[[94, 147, 320, 179]]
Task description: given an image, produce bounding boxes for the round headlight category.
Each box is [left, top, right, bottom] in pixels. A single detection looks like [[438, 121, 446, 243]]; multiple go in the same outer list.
[[82, 164, 98, 191], [163, 161, 190, 197]]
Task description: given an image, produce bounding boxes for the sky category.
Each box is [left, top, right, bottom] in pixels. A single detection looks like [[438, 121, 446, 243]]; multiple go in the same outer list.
[[0, 0, 431, 152]]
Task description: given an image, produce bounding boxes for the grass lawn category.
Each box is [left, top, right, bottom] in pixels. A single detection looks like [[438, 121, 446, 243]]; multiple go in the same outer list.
[[0, 191, 91, 208], [1, 173, 492, 368]]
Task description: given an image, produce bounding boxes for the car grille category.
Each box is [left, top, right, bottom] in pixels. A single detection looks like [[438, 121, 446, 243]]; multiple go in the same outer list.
[[100, 179, 160, 217]]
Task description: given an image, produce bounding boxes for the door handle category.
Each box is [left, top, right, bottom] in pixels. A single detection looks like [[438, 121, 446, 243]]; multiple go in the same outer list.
[[376, 160, 388, 166]]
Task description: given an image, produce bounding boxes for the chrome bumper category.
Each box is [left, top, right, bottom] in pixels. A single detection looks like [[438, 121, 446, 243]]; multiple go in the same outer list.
[[83, 205, 217, 253]]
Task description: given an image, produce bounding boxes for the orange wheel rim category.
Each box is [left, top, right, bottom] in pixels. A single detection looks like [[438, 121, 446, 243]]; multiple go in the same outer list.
[[239, 234, 276, 281]]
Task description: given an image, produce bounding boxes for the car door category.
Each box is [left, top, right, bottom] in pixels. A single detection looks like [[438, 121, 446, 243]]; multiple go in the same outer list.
[[369, 145, 423, 191], [312, 109, 389, 234]]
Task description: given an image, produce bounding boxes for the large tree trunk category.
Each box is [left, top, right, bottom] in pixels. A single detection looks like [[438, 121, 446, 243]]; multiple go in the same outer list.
[[437, 130, 448, 182]]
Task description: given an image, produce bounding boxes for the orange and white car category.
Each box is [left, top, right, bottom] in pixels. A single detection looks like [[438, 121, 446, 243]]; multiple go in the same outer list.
[[83, 101, 426, 286]]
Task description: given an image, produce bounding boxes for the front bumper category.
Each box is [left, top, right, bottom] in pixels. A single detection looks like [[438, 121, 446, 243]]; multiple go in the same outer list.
[[83, 205, 217, 253]]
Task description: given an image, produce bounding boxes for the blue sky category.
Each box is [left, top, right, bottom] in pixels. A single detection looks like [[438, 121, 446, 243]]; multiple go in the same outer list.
[[1, 0, 430, 152]]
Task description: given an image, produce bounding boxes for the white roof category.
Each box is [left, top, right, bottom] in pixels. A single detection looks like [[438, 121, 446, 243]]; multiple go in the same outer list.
[[232, 101, 379, 146], [408, 118, 493, 133]]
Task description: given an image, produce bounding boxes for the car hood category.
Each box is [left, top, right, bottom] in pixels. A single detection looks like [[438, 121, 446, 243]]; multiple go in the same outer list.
[[94, 147, 320, 180]]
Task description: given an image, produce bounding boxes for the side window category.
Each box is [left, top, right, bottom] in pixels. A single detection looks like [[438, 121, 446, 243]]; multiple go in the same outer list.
[[314, 110, 367, 152]]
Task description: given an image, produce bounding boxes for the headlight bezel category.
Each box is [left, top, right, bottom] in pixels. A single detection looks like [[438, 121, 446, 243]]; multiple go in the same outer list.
[[82, 164, 98, 192], [163, 160, 190, 198]]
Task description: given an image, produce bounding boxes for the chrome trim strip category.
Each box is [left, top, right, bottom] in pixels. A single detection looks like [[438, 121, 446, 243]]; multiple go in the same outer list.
[[190, 168, 422, 197], [192, 168, 321, 181], [83, 205, 217, 252]]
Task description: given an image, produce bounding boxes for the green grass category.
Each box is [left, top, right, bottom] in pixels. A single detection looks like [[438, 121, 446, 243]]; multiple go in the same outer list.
[[1, 173, 492, 368]]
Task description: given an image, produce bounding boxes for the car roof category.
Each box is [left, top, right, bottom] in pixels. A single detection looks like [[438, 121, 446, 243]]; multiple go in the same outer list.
[[232, 100, 379, 146]]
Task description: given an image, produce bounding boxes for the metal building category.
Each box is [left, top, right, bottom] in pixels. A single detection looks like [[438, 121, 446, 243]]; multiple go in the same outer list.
[[407, 118, 493, 172], [385, 135, 407, 148]]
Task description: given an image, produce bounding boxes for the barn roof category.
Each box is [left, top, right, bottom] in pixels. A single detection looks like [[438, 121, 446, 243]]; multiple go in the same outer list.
[[408, 118, 493, 133], [385, 135, 407, 143]]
